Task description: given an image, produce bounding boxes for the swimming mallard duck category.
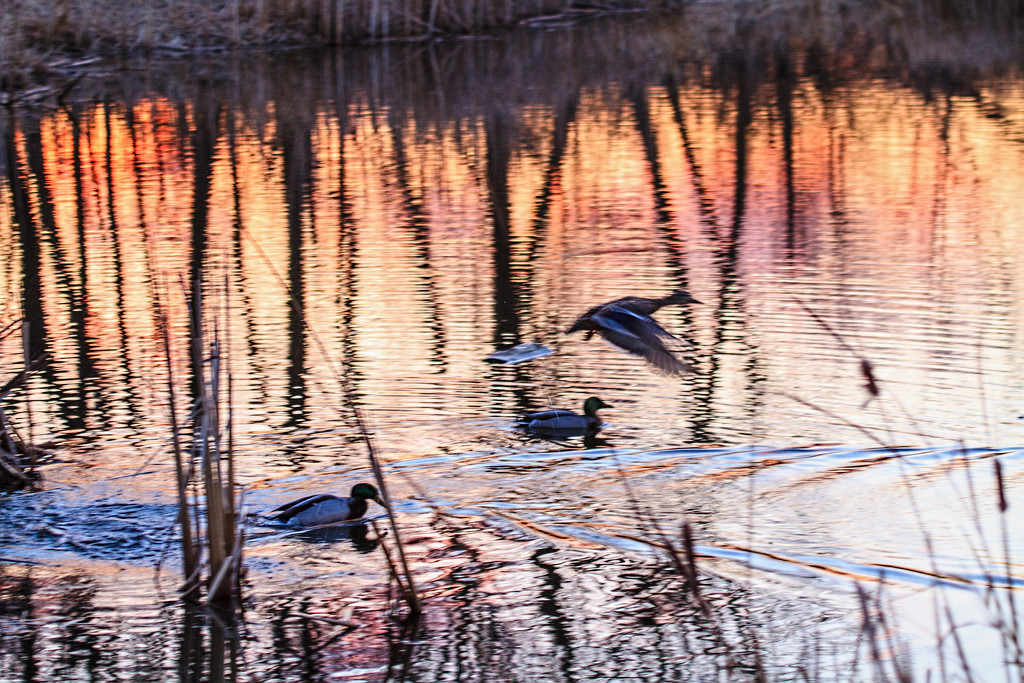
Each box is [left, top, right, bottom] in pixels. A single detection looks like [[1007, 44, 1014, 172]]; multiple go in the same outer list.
[[520, 396, 611, 433], [270, 483, 387, 526], [566, 291, 699, 375]]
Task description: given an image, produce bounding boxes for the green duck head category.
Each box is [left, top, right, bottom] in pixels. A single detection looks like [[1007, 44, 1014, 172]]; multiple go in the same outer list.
[[350, 482, 387, 509], [582, 397, 611, 416]]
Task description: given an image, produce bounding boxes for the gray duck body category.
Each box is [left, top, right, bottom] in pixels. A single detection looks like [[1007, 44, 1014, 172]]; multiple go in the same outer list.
[[521, 397, 610, 434], [270, 483, 385, 526]]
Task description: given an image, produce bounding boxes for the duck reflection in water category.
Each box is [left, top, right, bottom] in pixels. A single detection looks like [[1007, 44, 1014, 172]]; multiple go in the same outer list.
[[297, 521, 380, 551], [518, 397, 612, 446], [566, 289, 700, 375]]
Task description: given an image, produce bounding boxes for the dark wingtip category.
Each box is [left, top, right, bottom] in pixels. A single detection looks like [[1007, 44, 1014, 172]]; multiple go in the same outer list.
[[566, 318, 588, 334]]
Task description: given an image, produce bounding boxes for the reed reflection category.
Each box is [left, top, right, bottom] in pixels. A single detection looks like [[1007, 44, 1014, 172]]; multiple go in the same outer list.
[[685, 53, 760, 445], [177, 602, 241, 683], [4, 114, 75, 447], [102, 101, 140, 429], [0, 7, 1020, 458], [280, 109, 313, 430], [69, 104, 97, 433], [389, 110, 448, 372], [188, 97, 219, 405], [0, 569, 36, 681], [486, 110, 519, 352], [54, 575, 101, 680]]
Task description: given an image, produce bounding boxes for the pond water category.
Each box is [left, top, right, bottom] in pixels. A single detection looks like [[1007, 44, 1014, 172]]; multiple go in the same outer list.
[[2, 5, 1024, 680]]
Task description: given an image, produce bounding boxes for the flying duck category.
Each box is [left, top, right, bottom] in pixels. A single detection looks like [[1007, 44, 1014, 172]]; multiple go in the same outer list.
[[566, 291, 698, 375]]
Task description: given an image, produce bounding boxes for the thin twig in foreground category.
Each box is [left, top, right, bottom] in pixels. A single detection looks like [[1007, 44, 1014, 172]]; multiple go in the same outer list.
[[241, 227, 421, 613]]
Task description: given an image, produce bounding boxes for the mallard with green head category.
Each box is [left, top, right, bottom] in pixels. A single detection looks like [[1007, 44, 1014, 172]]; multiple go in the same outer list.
[[520, 396, 611, 433], [566, 290, 699, 376], [271, 482, 387, 526]]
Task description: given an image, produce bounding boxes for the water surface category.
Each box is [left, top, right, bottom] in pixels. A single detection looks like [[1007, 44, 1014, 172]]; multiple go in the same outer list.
[[2, 6, 1024, 680]]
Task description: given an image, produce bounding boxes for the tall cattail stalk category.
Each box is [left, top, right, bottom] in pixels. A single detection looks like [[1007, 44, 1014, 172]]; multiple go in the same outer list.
[[162, 278, 242, 605], [157, 294, 198, 592], [189, 283, 239, 605], [994, 459, 1022, 666]]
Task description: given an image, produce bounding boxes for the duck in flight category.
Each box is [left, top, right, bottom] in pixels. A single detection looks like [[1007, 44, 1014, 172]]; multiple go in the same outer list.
[[270, 482, 387, 526], [566, 290, 699, 375], [571, 289, 701, 328], [520, 396, 611, 434]]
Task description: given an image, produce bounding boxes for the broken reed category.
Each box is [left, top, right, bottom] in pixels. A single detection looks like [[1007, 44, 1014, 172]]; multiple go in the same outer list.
[[352, 401, 422, 614], [159, 283, 242, 604], [0, 319, 48, 491]]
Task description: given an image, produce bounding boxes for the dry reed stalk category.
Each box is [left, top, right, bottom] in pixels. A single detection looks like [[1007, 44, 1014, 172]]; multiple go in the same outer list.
[[1, 0, 662, 80], [157, 293, 198, 591], [612, 457, 706, 607], [231, 0, 241, 44], [856, 583, 914, 682], [0, 406, 20, 459], [0, 339, 48, 490], [193, 320, 237, 604], [239, 227, 422, 615], [0, 353, 49, 401], [680, 522, 711, 616], [371, 519, 417, 609], [0, 319, 20, 341], [795, 299, 879, 403], [335, 0, 345, 42], [361, 432, 422, 614], [610, 457, 773, 678], [797, 301, 1024, 674], [223, 275, 237, 564], [20, 321, 32, 447], [855, 583, 887, 678], [993, 459, 1023, 666], [0, 446, 30, 487], [427, 0, 440, 32], [204, 500, 246, 606], [160, 278, 242, 605]]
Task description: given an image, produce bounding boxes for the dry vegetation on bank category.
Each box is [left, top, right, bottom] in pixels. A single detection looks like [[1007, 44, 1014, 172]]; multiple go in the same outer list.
[[2, 0, 1022, 105], [0, 0, 668, 97]]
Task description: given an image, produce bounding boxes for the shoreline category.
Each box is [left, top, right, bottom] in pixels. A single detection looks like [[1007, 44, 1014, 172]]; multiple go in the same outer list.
[[2, 0, 1022, 108], [1, 1, 669, 106]]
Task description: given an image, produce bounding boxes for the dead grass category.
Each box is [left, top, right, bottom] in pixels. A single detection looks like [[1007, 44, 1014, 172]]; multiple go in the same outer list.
[[3, 0, 1021, 105], [0, 0, 657, 89], [0, 0, 662, 104]]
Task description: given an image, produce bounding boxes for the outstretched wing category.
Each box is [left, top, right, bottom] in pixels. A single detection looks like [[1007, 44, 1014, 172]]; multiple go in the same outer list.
[[591, 307, 695, 375]]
